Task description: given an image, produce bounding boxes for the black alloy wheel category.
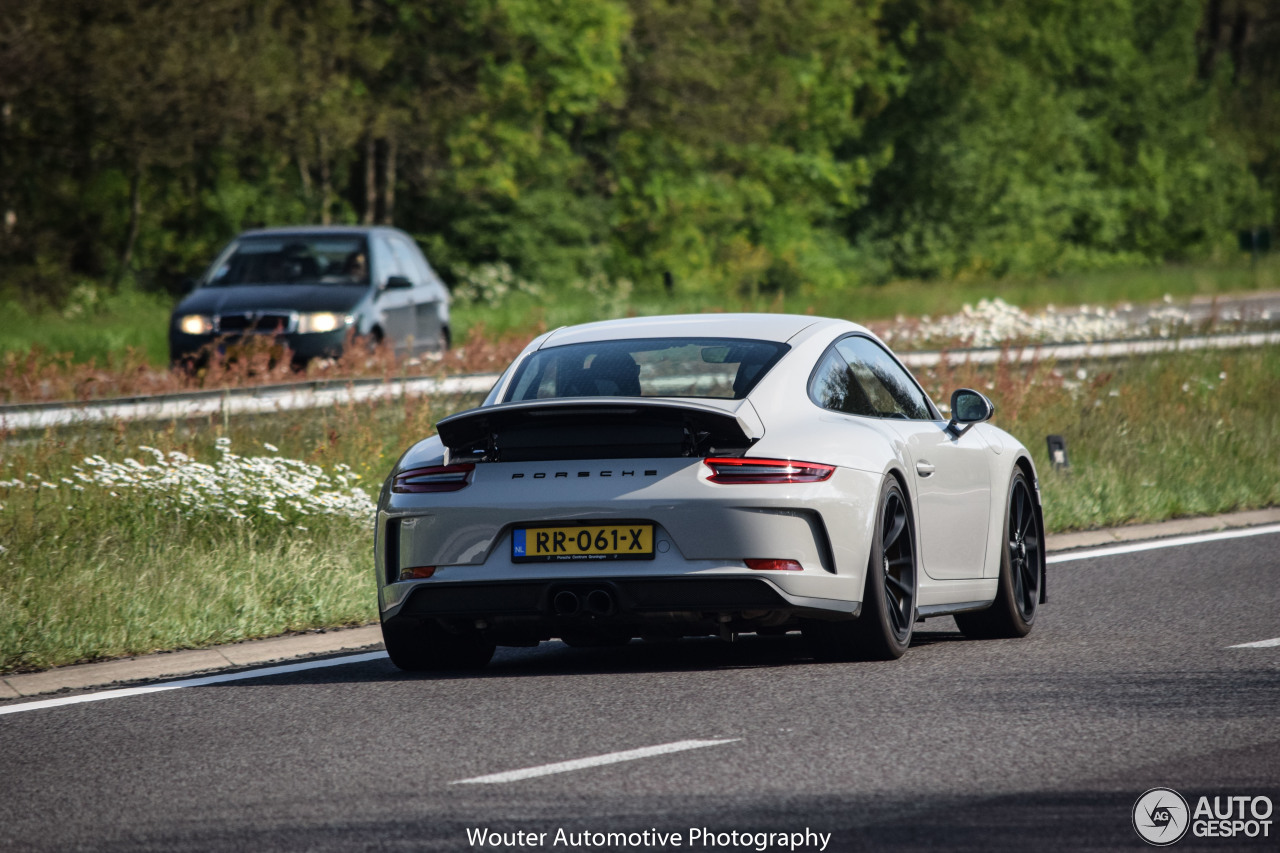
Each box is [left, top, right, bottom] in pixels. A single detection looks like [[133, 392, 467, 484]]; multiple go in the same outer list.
[[805, 476, 917, 661], [1007, 472, 1042, 622], [955, 468, 1042, 639]]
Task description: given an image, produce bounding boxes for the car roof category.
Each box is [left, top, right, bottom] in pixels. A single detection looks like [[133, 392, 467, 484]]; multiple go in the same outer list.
[[538, 313, 863, 347], [235, 225, 402, 239]]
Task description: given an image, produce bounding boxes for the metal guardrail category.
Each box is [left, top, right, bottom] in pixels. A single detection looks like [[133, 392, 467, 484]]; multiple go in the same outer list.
[[0, 373, 499, 431], [2, 330, 1277, 432], [896, 329, 1280, 368]]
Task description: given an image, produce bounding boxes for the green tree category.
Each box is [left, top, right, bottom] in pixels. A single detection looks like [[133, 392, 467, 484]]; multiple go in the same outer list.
[[853, 0, 1263, 281], [607, 0, 900, 294]]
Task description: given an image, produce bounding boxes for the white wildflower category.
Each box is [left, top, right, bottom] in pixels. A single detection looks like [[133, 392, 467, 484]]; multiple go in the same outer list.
[[19, 440, 375, 524]]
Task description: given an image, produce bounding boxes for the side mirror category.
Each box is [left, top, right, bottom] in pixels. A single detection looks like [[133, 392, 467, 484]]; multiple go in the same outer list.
[[383, 274, 413, 290], [946, 388, 994, 438]]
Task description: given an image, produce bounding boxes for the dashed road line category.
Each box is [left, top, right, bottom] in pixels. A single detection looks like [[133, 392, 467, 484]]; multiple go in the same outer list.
[[1227, 637, 1280, 649], [449, 739, 740, 785]]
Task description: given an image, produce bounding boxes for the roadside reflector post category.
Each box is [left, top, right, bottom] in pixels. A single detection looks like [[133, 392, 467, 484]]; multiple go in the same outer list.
[[1238, 227, 1272, 270], [1046, 435, 1070, 471]]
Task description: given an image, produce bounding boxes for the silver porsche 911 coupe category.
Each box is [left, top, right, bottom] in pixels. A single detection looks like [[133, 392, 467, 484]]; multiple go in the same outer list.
[[376, 313, 1045, 670]]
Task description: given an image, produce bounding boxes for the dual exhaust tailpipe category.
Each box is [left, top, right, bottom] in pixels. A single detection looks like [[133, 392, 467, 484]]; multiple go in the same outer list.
[[552, 588, 616, 618]]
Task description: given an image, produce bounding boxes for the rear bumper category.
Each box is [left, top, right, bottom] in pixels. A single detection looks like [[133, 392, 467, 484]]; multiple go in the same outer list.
[[400, 576, 795, 616], [381, 574, 861, 645]]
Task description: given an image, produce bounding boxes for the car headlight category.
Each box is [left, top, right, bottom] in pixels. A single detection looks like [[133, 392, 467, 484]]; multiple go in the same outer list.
[[297, 312, 353, 334], [177, 314, 214, 335]]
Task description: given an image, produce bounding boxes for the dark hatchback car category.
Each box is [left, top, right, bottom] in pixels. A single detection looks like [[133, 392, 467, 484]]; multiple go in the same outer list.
[[169, 225, 451, 366]]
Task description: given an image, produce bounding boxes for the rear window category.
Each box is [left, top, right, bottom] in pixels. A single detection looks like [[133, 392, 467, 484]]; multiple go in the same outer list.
[[504, 338, 789, 401]]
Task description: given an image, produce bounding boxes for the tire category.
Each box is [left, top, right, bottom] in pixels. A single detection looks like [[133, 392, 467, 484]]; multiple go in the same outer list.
[[381, 619, 495, 672], [955, 467, 1042, 639], [357, 327, 384, 356], [805, 476, 917, 661]]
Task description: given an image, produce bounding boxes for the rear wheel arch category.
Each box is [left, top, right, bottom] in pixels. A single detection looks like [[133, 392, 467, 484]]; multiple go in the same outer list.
[[884, 464, 918, 561], [805, 473, 918, 661]]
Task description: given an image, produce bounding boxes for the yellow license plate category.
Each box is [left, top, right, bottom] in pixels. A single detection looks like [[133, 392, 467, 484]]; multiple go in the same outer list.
[[513, 524, 654, 562]]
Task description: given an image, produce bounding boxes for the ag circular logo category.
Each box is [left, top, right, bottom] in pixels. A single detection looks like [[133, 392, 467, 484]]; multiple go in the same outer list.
[[1133, 788, 1190, 846]]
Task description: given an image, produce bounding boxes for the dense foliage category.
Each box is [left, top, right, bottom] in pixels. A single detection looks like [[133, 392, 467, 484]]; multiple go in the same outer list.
[[0, 0, 1275, 306]]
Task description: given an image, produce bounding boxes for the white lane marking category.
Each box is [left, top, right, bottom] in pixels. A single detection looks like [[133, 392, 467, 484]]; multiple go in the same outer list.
[[450, 738, 740, 785], [1047, 524, 1280, 564], [0, 651, 388, 717], [1228, 637, 1280, 649], [4, 523, 1279, 716]]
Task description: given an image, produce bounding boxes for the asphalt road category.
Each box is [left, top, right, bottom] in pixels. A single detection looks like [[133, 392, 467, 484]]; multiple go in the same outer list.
[[2, 532, 1278, 852]]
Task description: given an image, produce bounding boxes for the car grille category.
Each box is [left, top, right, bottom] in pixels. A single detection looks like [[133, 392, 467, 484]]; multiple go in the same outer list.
[[216, 311, 295, 334]]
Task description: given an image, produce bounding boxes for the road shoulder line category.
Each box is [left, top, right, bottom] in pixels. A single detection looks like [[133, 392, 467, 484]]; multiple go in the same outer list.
[[1044, 507, 1280, 552], [3, 507, 1276, 700], [3, 625, 382, 699]]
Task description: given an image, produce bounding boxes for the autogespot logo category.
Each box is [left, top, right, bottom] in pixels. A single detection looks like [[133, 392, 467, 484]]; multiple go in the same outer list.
[[1133, 788, 1191, 846]]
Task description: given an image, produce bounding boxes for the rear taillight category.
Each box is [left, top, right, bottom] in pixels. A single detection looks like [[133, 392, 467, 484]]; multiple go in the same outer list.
[[745, 558, 803, 571], [399, 566, 437, 580], [392, 463, 474, 493], [703, 457, 834, 484]]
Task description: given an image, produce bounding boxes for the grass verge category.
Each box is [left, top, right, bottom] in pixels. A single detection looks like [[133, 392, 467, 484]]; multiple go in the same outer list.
[[0, 286, 173, 367], [0, 345, 1276, 673]]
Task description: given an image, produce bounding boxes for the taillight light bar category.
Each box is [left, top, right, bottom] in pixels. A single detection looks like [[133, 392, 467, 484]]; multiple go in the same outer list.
[[745, 558, 803, 571], [703, 457, 835, 484], [392, 463, 475, 493], [399, 566, 436, 580]]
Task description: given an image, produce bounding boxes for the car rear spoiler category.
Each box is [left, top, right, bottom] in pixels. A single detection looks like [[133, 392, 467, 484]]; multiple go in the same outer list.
[[436, 398, 764, 463]]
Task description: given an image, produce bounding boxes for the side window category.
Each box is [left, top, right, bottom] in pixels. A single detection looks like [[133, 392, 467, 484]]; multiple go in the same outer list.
[[810, 349, 877, 417], [388, 237, 423, 286], [402, 237, 442, 290], [835, 337, 933, 420], [371, 236, 400, 287], [508, 351, 563, 400], [420, 255, 444, 290]]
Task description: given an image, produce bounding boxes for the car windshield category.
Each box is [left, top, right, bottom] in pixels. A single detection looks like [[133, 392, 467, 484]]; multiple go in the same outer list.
[[503, 337, 789, 401], [205, 235, 370, 286]]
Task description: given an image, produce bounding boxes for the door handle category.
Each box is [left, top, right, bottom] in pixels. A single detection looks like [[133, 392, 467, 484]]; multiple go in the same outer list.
[[915, 461, 935, 477]]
